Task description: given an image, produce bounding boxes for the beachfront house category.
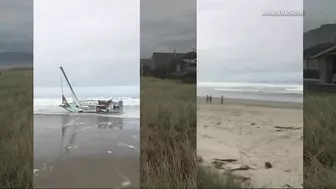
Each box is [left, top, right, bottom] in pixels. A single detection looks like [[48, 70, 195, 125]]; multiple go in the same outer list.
[[175, 52, 197, 74], [150, 50, 185, 70], [304, 42, 336, 86], [150, 49, 196, 73]]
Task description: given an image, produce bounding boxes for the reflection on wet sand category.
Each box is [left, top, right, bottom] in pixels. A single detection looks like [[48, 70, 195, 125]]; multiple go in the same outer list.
[[60, 116, 125, 159], [34, 115, 139, 188]]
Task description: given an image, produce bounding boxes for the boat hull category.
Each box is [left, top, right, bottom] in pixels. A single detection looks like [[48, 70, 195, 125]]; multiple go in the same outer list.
[[60, 100, 123, 114]]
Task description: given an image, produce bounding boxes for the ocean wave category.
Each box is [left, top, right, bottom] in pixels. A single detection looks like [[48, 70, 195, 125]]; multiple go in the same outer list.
[[213, 88, 303, 95], [198, 81, 302, 90], [199, 81, 303, 95]]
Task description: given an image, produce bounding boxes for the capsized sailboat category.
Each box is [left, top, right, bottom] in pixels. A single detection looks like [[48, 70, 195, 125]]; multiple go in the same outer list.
[[59, 66, 123, 114]]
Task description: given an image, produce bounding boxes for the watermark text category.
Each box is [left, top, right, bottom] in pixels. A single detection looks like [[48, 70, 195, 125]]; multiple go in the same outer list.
[[262, 10, 304, 17]]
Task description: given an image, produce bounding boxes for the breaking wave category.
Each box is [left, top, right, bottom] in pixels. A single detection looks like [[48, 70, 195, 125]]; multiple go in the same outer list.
[[198, 81, 303, 95]]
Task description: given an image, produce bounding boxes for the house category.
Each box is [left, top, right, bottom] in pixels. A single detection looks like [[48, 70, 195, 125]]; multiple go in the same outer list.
[[304, 42, 336, 84], [176, 50, 197, 74], [145, 49, 197, 78], [150, 50, 185, 70]]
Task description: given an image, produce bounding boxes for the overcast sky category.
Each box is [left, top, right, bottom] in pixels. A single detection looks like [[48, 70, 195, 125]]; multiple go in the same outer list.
[[34, 0, 139, 87], [140, 0, 196, 58], [0, 0, 32, 53], [198, 0, 303, 84], [304, 0, 336, 32]]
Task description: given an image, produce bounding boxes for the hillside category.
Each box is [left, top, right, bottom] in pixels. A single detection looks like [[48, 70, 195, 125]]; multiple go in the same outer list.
[[304, 23, 336, 50], [0, 52, 33, 68]]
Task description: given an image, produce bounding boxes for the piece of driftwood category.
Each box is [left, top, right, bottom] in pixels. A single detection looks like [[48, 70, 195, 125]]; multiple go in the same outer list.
[[230, 165, 251, 171], [285, 184, 294, 188], [274, 126, 302, 130], [213, 158, 237, 163]]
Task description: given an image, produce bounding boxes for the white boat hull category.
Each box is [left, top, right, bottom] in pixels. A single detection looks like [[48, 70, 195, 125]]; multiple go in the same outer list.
[[61, 100, 123, 114]]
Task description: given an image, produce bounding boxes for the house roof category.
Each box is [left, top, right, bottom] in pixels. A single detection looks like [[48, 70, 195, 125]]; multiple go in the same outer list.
[[304, 43, 336, 58], [152, 52, 186, 66]]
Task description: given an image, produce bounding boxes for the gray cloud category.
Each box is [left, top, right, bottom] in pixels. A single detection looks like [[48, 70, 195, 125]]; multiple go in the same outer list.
[[0, 0, 33, 52], [304, 0, 336, 32], [34, 0, 139, 87], [140, 0, 196, 58], [197, 0, 303, 84]]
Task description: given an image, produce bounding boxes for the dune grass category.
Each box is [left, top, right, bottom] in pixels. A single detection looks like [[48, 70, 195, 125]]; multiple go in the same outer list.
[[140, 77, 197, 188], [304, 90, 336, 188], [0, 68, 33, 188]]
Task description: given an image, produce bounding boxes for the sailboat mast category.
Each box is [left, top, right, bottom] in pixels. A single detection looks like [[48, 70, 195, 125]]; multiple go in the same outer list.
[[59, 66, 80, 105], [60, 77, 64, 96]]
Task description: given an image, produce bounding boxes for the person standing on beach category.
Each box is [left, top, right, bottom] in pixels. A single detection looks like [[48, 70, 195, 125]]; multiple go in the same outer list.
[[206, 95, 209, 103], [221, 95, 224, 104], [209, 95, 212, 103]]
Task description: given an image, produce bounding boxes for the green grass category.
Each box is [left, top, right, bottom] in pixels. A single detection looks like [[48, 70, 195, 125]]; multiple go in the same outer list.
[[0, 68, 33, 188], [304, 90, 336, 188], [140, 77, 197, 188]]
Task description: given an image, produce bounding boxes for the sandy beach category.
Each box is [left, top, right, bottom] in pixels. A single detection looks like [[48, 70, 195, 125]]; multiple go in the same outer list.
[[34, 115, 139, 188], [197, 97, 303, 188]]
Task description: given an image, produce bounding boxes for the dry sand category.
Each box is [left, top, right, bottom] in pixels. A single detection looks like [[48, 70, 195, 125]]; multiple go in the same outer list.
[[34, 115, 139, 188], [197, 97, 303, 188]]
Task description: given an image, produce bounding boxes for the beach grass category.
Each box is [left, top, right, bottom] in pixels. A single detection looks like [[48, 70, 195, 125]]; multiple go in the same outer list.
[[304, 90, 336, 188], [140, 77, 197, 188], [0, 68, 33, 188]]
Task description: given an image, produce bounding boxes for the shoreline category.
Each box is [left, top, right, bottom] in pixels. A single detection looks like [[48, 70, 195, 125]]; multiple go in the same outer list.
[[197, 96, 302, 109]]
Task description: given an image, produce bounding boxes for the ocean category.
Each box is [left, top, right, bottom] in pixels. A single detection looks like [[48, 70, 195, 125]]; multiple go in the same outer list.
[[34, 85, 140, 118], [197, 82, 303, 103]]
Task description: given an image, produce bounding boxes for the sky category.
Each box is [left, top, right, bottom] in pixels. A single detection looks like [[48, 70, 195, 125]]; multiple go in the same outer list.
[[0, 0, 33, 53], [197, 0, 303, 84], [304, 0, 336, 32], [140, 0, 196, 58], [34, 0, 139, 87]]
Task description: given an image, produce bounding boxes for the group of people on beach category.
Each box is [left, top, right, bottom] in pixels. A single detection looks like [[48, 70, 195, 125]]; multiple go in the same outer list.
[[206, 95, 224, 104]]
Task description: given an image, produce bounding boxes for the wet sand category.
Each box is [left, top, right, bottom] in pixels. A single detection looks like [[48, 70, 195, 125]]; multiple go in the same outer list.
[[197, 97, 303, 188], [34, 115, 139, 188]]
